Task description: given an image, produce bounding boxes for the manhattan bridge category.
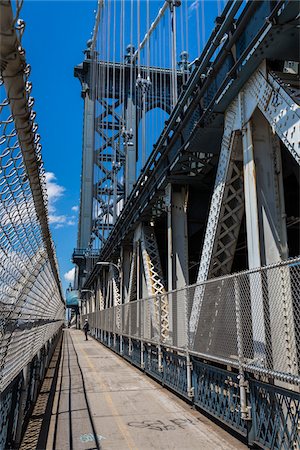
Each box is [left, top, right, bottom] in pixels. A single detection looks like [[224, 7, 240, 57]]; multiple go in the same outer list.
[[0, 0, 300, 449]]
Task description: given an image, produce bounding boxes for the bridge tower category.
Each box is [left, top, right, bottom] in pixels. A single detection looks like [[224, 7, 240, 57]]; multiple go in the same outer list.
[[73, 39, 184, 289]]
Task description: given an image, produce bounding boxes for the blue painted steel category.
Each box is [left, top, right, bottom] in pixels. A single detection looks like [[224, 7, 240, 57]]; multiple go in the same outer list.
[[0, 331, 61, 449], [192, 358, 247, 436], [11, 376, 22, 440], [0, 389, 13, 449], [104, 331, 108, 345], [123, 337, 130, 358], [249, 379, 300, 450], [162, 350, 189, 399], [235, 1, 272, 60], [204, 54, 234, 108], [94, 331, 300, 448], [131, 340, 141, 367], [26, 358, 37, 416], [145, 345, 162, 381], [66, 290, 79, 307], [115, 334, 121, 354]]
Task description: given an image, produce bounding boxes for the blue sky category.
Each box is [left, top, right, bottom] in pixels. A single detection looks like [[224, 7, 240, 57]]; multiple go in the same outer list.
[[21, 1, 97, 292], [20, 0, 223, 293]]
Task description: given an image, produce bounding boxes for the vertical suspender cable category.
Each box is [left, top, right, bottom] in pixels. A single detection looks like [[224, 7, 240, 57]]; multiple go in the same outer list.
[[185, 0, 188, 61], [106, 0, 111, 237], [201, 0, 205, 52], [170, 2, 178, 108], [112, 0, 117, 224], [196, 0, 200, 56]]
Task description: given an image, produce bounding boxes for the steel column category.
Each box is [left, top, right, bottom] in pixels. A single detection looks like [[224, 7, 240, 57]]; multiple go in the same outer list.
[[242, 110, 267, 364], [247, 110, 298, 376], [166, 184, 189, 347], [189, 100, 239, 336], [124, 97, 137, 197], [78, 86, 95, 249]]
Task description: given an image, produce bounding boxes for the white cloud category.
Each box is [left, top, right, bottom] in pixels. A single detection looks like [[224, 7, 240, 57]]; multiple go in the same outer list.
[[49, 214, 67, 224], [45, 172, 76, 229], [71, 205, 79, 212], [64, 267, 75, 283], [189, 0, 198, 12], [45, 172, 65, 213]]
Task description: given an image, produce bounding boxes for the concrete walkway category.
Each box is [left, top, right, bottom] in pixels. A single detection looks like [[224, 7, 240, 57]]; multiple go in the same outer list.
[[46, 329, 247, 450]]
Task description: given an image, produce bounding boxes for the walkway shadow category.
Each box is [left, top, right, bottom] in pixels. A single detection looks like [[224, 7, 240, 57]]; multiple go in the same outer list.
[[19, 336, 62, 450]]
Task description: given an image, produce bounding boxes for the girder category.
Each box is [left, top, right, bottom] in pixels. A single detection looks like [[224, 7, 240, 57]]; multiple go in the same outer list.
[[241, 64, 300, 165], [127, 247, 137, 303], [189, 99, 239, 335]]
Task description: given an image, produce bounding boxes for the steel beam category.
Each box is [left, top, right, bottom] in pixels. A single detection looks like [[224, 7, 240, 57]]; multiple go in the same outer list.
[[241, 62, 300, 166], [125, 97, 137, 197], [78, 86, 95, 249], [189, 99, 239, 336], [241, 112, 267, 364], [166, 184, 189, 347], [247, 110, 298, 375]]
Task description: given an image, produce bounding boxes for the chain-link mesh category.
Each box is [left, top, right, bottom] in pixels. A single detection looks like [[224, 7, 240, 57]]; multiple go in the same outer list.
[[0, 1, 64, 392], [88, 257, 300, 385]]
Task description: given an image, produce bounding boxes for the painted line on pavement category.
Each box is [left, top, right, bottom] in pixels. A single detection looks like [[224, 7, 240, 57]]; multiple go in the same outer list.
[[72, 331, 138, 450]]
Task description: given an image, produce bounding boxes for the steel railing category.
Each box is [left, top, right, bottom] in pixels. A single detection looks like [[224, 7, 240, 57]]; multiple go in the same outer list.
[[85, 257, 300, 385], [0, 0, 64, 392]]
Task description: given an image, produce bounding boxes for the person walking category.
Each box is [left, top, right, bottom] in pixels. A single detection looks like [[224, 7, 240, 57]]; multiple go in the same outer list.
[[83, 318, 90, 341]]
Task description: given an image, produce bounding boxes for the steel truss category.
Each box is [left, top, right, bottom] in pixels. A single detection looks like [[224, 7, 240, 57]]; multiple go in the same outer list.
[[75, 57, 179, 256], [140, 225, 169, 340], [189, 62, 299, 375], [189, 99, 240, 335]]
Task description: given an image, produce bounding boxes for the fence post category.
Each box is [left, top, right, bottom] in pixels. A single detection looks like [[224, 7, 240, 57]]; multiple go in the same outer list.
[[234, 276, 250, 421], [141, 341, 144, 369], [186, 351, 194, 399], [120, 335, 123, 355], [158, 294, 163, 373], [158, 345, 163, 373]]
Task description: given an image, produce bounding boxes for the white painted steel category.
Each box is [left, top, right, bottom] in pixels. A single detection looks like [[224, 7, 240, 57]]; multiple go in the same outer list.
[[189, 99, 239, 335], [242, 63, 300, 165]]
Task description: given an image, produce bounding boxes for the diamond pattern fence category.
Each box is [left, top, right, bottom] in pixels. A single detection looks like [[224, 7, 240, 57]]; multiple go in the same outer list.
[[86, 257, 300, 385], [0, 1, 64, 392]]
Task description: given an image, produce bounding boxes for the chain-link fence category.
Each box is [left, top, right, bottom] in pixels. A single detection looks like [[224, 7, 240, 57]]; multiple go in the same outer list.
[[86, 257, 300, 385], [0, 1, 64, 392]]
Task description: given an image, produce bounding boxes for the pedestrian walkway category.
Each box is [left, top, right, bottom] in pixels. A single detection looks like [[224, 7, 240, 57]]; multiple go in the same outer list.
[[38, 329, 246, 449]]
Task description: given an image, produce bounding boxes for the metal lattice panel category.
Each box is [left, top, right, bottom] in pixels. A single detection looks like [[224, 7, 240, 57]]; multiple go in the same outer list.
[[210, 150, 244, 276], [140, 225, 169, 340], [127, 247, 137, 303], [189, 100, 239, 335], [84, 257, 300, 385], [111, 267, 121, 330], [250, 380, 300, 449]]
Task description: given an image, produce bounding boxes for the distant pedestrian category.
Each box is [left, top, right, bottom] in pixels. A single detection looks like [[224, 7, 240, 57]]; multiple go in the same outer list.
[[83, 318, 89, 341]]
